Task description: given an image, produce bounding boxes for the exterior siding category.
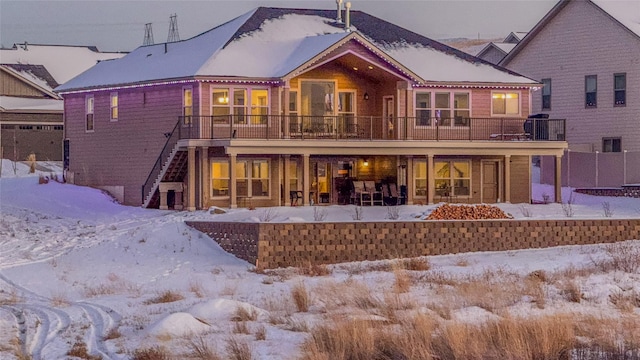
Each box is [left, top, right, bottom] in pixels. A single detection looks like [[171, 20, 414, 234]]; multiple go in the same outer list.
[[1, 70, 47, 97], [504, 0, 640, 151], [477, 47, 506, 65], [0, 113, 63, 161], [64, 83, 199, 205]]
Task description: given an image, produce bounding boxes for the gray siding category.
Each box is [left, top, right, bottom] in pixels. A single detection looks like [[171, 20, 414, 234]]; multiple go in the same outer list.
[[504, 0, 640, 152], [477, 47, 506, 65]]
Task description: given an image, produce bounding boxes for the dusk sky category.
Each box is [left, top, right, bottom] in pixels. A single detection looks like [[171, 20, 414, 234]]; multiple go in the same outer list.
[[1, 0, 559, 52]]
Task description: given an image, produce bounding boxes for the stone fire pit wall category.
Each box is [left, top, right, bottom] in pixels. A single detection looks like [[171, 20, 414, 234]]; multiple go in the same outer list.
[[186, 219, 640, 270]]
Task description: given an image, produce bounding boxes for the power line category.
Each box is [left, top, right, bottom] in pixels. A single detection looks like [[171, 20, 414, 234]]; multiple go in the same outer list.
[[167, 14, 180, 43]]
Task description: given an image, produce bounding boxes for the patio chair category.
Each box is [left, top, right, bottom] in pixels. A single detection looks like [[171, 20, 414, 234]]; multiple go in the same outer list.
[[352, 181, 367, 205], [384, 184, 399, 205], [389, 183, 403, 205], [364, 181, 383, 206]]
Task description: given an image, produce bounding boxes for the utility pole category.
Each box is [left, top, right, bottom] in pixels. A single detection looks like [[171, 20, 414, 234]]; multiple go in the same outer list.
[[143, 23, 154, 46], [167, 14, 180, 43]]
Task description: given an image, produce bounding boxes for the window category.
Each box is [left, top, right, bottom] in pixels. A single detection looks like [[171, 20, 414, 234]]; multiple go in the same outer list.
[[603, 137, 621, 152], [614, 73, 626, 106], [415, 92, 431, 126], [236, 159, 270, 197], [338, 91, 356, 131], [541, 78, 551, 110], [435, 160, 471, 197], [86, 96, 94, 132], [250, 89, 268, 124], [492, 92, 519, 115], [211, 161, 230, 197], [183, 87, 192, 125], [453, 93, 470, 126], [585, 75, 597, 108], [415, 91, 470, 126], [212, 87, 268, 125], [110, 93, 118, 120], [414, 160, 427, 196]]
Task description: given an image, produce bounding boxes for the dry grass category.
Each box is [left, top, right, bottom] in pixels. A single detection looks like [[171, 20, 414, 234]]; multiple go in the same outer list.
[[291, 282, 310, 312], [231, 305, 258, 322], [297, 262, 331, 277], [233, 321, 250, 334], [143, 290, 184, 305], [400, 257, 431, 271], [0, 288, 22, 305], [187, 336, 223, 360], [254, 325, 267, 341], [559, 280, 583, 303], [189, 279, 207, 298], [299, 314, 575, 360], [103, 327, 122, 340], [225, 337, 252, 360], [131, 346, 171, 360], [393, 268, 411, 293], [50, 290, 70, 307], [597, 242, 640, 273], [609, 289, 640, 312], [67, 341, 102, 360]]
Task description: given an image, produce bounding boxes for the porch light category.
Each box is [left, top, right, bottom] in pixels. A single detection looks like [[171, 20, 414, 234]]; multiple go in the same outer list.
[[353, 67, 358, 71], [368, 65, 374, 70], [363, 92, 369, 100], [363, 159, 369, 167]]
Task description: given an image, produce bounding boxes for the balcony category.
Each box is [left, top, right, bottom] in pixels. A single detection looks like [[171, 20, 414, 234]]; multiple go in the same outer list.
[[176, 115, 566, 142]]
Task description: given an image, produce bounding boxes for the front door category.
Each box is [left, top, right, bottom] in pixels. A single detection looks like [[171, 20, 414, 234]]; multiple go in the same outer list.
[[482, 161, 499, 203], [383, 96, 394, 139]]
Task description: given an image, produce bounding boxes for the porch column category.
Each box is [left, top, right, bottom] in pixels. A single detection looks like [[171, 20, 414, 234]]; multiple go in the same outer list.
[[406, 156, 414, 205], [200, 146, 209, 209], [284, 155, 291, 206], [187, 146, 196, 211], [555, 154, 562, 203], [159, 189, 169, 210], [303, 154, 310, 206], [230, 154, 237, 208], [504, 155, 511, 203], [427, 154, 435, 205]]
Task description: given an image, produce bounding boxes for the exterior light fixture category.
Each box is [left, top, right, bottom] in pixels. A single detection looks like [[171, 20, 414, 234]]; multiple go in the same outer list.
[[363, 92, 369, 100], [363, 159, 369, 167]]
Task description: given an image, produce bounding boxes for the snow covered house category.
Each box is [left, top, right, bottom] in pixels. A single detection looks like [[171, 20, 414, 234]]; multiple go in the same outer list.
[[501, 0, 640, 186], [57, 6, 567, 209], [475, 32, 528, 65], [0, 43, 124, 162]]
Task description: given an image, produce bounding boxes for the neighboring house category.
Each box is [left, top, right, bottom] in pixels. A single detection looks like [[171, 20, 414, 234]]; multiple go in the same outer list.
[[0, 64, 63, 161], [501, 0, 640, 186], [57, 6, 567, 209], [0, 44, 125, 162], [476, 32, 528, 65]]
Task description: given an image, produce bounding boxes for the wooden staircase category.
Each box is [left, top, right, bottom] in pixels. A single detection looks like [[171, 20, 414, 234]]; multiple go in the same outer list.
[[142, 146, 188, 208]]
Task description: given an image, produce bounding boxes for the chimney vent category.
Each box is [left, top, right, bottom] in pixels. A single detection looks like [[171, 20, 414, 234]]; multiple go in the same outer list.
[[336, 0, 343, 23], [344, 2, 351, 31]]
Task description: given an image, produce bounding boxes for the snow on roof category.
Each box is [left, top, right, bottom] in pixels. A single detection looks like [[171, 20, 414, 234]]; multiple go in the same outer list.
[[57, 8, 536, 92], [592, 0, 640, 37], [493, 43, 518, 54], [384, 44, 534, 83], [0, 96, 63, 112], [0, 44, 125, 84]]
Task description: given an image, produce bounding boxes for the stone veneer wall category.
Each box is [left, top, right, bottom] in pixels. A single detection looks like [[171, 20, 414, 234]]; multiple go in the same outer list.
[[576, 186, 640, 198], [186, 219, 640, 269]]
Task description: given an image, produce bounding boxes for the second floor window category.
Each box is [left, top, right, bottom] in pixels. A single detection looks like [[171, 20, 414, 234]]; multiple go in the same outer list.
[[183, 87, 193, 118], [585, 75, 597, 108], [541, 78, 551, 110], [110, 93, 118, 120], [212, 87, 269, 125], [415, 91, 470, 126], [614, 73, 626, 106], [86, 96, 94, 132], [492, 92, 520, 116]]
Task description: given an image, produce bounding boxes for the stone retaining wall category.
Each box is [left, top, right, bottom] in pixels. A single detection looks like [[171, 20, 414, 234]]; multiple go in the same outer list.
[[576, 185, 640, 198], [186, 219, 640, 269]]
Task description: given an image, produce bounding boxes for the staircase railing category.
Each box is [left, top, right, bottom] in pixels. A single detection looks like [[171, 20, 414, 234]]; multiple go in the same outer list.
[[141, 118, 183, 207]]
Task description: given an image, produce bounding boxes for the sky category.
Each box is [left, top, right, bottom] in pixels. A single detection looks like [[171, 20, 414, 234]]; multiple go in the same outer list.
[[1, 0, 558, 52]]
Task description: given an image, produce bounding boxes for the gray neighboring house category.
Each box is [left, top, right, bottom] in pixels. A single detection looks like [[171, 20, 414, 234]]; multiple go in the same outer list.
[[501, 0, 640, 187], [476, 32, 527, 65]]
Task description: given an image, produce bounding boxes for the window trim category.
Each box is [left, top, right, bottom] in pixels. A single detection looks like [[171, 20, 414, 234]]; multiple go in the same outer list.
[[491, 90, 521, 117], [110, 92, 118, 121], [541, 78, 551, 110], [235, 158, 271, 198], [614, 73, 626, 107], [602, 137, 622, 153], [85, 95, 94, 133], [434, 159, 472, 198], [413, 91, 471, 127], [585, 75, 597, 108], [210, 160, 230, 198], [182, 86, 193, 125]]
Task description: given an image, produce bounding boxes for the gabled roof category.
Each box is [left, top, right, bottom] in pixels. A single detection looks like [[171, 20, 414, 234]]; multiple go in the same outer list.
[[502, 0, 640, 65], [503, 32, 528, 43], [0, 43, 125, 84], [0, 64, 61, 99], [57, 6, 536, 92], [477, 42, 517, 58]]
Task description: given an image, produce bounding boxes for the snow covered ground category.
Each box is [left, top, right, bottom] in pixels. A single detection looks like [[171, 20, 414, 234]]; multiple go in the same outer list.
[[0, 161, 639, 359]]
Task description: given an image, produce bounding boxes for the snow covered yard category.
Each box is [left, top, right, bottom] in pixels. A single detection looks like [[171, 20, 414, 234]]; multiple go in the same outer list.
[[0, 161, 639, 359]]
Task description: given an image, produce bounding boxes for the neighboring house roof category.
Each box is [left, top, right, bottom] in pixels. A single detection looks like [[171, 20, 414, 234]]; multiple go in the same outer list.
[[57, 7, 536, 92], [0, 43, 126, 84], [502, 0, 640, 65], [504, 31, 528, 43], [0, 96, 63, 112], [477, 42, 517, 58], [0, 64, 61, 99]]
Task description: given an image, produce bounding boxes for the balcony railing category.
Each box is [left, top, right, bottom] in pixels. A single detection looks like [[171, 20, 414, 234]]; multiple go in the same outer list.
[[176, 115, 566, 142]]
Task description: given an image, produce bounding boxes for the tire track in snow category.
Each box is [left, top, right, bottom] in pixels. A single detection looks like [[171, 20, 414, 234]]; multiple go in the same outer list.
[[1, 306, 28, 357], [76, 302, 122, 359]]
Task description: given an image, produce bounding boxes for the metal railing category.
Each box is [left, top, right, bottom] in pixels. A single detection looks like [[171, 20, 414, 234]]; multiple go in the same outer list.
[[141, 118, 183, 206], [177, 115, 566, 142]]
